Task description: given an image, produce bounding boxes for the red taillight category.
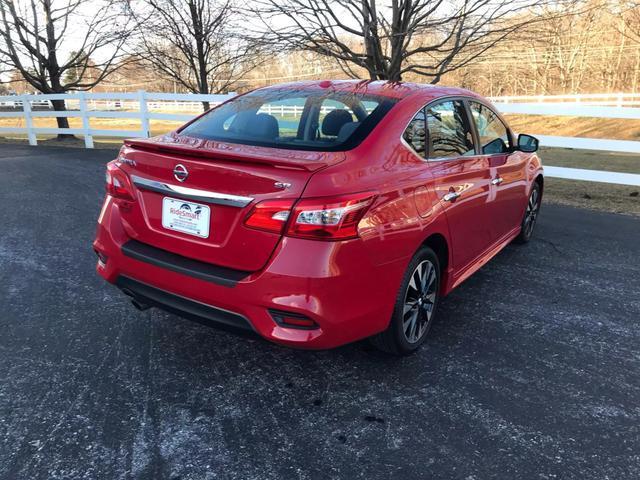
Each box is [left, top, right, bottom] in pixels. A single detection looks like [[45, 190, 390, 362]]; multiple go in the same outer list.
[[286, 192, 375, 240], [243, 193, 375, 240], [105, 162, 134, 201], [244, 199, 296, 234]]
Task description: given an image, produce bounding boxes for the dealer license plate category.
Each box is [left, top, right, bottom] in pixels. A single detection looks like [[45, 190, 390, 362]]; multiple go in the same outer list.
[[161, 197, 210, 238]]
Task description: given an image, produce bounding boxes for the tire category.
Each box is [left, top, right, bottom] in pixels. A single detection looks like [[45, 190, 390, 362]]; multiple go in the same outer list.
[[514, 182, 542, 244], [369, 247, 440, 355]]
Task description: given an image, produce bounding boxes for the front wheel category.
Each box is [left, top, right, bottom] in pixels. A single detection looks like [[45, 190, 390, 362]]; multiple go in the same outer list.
[[369, 247, 440, 355], [515, 182, 541, 244]]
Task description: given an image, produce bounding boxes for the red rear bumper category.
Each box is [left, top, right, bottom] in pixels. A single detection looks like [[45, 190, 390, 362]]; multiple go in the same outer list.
[[93, 196, 406, 349]]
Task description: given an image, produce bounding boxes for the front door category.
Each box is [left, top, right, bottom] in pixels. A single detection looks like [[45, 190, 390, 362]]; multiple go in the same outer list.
[[468, 101, 528, 240]]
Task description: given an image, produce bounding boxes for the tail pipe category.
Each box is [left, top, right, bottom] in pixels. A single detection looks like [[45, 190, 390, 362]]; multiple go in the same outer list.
[[121, 288, 152, 311]]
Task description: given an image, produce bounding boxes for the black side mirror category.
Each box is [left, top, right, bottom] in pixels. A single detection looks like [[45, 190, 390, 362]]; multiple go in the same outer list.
[[517, 134, 539, 153]]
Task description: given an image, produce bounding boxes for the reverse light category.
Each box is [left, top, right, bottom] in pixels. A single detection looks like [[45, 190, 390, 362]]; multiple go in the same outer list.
[[105, 162, 135, 201], [244, 199, 295, 233], [287, 192, 375, 240]]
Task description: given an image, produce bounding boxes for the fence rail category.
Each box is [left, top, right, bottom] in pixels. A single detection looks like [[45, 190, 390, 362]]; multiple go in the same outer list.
[[1, 90, 639, 186], [0, 90, 234, 148], [489, 92, 640, 107]]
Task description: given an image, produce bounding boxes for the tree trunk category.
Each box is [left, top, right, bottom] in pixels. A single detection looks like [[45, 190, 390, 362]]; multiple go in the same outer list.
[[387, 69, 402, 82], [50, 99, 75, 140]]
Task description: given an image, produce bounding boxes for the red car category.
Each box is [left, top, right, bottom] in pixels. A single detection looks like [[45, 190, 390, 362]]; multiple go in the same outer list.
[[94, 80, 542, 354]]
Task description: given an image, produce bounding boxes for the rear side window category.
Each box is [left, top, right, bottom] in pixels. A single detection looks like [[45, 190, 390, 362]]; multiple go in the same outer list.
[[426, 100, 475, 158], [180, 89, 397, 152], [402, 109, 426, 157], [469, 101, 510, 154]]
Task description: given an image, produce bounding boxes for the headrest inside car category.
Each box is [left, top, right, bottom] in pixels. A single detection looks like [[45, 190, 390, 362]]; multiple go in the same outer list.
[[322, 110, 354, 136], [230, 112, 279, 139], [246, 113, 279, 139]]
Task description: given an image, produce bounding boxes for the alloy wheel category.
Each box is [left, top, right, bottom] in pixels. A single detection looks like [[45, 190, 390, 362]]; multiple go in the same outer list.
[[402, 260, 437, 344], [523, 187, 540, 237]]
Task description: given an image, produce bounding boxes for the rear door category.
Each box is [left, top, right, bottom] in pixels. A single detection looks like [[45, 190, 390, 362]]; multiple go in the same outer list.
[[424, 99, 494, 272], [117, 141, 335, 272]]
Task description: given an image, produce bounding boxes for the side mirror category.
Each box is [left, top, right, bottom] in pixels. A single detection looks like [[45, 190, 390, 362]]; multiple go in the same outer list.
[[517, 134, 539, 153], [483, 137, 507, 154]]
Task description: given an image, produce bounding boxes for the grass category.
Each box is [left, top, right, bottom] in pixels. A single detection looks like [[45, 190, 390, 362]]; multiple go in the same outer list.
[[538, 147, 640, 174], [544, 178, 639, 216], [0, 115, 183, 137], [504, 114, 640, 141], [538, 147, 639, 216], [1, 114, 639, 216]]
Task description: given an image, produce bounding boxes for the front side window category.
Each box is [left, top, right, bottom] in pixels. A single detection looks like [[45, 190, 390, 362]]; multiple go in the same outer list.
[[180, 89, 396, 152], [402, 109, 426, 157], [426, 100, 475, 158], [470, 101, 510, 154]]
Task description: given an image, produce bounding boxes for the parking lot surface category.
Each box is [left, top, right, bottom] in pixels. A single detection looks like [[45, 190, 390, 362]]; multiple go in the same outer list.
[[1, 144, 639, 480]]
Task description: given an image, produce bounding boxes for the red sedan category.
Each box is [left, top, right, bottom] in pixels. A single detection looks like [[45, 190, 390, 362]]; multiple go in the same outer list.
[[94, 80, 543, 354]]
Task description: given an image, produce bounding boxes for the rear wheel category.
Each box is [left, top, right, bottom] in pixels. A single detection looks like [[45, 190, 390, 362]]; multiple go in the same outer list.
[[515, 182, 541, 244], [370, 247, 440, 355]]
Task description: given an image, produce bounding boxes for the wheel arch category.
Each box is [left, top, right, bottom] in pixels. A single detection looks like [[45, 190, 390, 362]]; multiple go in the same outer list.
[[420, 232, 450, 293], [535, 173, 544, 197]]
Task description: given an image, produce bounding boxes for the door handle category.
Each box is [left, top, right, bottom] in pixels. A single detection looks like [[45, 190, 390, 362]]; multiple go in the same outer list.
[[443, 191, 460, 202], [491, 177, 504, 185]]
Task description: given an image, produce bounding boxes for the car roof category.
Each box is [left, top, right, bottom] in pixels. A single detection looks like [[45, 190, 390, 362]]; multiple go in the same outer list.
[[256, 80, 484, 102]]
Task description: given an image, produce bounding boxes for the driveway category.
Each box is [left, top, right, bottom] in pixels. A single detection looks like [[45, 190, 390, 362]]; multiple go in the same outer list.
[[0, 144, 639, 479]]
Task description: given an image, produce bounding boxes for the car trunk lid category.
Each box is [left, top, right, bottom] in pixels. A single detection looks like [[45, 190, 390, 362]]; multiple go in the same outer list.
[[116, 135, 344, 272]]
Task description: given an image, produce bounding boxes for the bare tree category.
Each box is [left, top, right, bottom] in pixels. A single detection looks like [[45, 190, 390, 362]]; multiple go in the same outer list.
[[134, 0, 256, 110], [0, 0, 134, 138], [250, 0, 561, 83], [622, 0, 640, 37], [521, 2, 600, 94], [621, 1, 640, 92]]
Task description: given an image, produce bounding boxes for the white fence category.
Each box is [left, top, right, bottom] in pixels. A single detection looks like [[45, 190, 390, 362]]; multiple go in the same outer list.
[[489, 92, 640, 107], [0, 91, 234, 149], [0, 90, 639, 186]]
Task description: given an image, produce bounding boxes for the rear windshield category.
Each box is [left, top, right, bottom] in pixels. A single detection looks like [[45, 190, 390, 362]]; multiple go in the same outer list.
[[179, 88, 397, 151]]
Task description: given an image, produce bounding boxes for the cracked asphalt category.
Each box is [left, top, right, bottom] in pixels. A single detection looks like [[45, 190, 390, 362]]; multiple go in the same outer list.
[[1, 144, 639, 480]]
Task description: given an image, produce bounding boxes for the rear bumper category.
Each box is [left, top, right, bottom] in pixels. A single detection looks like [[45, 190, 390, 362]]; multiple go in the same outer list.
[[93, 196, 406, 349], [116, 275, 256, 333]]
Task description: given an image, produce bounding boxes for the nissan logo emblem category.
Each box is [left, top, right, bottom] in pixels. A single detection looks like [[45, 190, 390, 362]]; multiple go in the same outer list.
[[173, 164, 188, 182]]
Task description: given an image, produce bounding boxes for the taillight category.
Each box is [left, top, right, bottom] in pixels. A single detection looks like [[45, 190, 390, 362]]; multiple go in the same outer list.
[[244, 199, 296, 234], [287, 192, 375, 240], [243, 193, 375, 240], [105, 162, 134, 201]]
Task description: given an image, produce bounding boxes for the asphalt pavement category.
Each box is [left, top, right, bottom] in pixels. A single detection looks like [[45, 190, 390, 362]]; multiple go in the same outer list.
[[0, 144, 639, 480]]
